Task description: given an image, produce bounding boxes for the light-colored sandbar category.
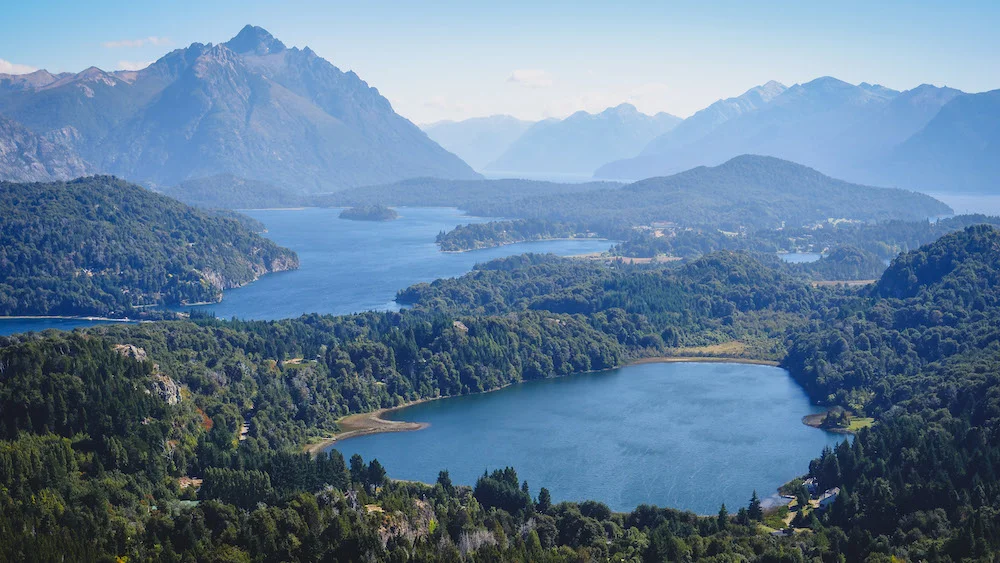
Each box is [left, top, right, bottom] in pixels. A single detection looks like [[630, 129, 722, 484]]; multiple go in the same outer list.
[[304, 398, 435, 455]]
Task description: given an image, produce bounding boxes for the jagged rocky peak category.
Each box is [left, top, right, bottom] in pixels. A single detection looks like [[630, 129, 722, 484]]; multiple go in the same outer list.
[[225, 24, 287, 55]]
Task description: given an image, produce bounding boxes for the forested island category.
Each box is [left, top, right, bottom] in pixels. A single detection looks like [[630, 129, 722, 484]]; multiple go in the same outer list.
[[339, 205, 400, 222], [0, 176, 299, 317], [3, 225, 1000, 560]]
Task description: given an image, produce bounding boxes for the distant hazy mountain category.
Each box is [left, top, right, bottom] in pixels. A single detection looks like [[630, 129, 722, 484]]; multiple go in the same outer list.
[[835, 84, 964, 167], [484, 104, 681, 177], [475, 155, 952, 228], [597, 77, 904, 180], [422, 115, 534, 170], [0, 25, 478, 194], [595, 78, 972, 190], [867, 89, 1000, 193], [596, 81, 786, 179], [0, 115, 92, 182]]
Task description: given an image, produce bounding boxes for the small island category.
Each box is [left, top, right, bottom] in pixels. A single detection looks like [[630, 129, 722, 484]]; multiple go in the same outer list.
[[339, 204, 399, 222]]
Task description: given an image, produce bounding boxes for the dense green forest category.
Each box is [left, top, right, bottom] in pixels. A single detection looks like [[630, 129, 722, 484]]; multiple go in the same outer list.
[[436, 219, 611, 252], [340, 205, 400, 222], [397, 251, 822, 360], [3, 225, 1000, 560], [0, 176, 298, 317], [777, 225, 1000, 559]]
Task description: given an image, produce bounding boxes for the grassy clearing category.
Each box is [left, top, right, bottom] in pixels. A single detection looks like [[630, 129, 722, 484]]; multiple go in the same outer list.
[[672, 341, 748, 356], [847, 417, 875, 432]]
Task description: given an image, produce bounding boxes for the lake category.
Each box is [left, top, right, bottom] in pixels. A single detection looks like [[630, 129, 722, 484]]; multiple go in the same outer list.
[[330, 361, 846, 514], [0, 318, 134, 337], [0, 207, 613, 335], [778, 252, 822, 263]]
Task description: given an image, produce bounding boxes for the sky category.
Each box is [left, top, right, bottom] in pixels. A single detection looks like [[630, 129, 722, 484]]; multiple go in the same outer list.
[[2, 0, 998, 124]]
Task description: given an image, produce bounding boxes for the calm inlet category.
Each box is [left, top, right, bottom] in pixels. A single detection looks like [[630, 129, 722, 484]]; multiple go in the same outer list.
[[0, 207, 613, 335], [188, 207, 613, 320], [331, 361, 846, 514]]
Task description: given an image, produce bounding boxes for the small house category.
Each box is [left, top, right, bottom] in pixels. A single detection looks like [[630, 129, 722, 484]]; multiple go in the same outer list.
[[818, 487, 841, 510], [803, 478, 818, 495]]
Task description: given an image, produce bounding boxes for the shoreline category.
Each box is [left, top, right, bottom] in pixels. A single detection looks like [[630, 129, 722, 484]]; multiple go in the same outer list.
[[801, 411, 874, 435], [802, 412, 854, 434], [0, 315, 134, 322], [439, 237, 612, 254], [628, 355, 780, 366], [304, 398, 437, 455], [304, 355, 781, 454]]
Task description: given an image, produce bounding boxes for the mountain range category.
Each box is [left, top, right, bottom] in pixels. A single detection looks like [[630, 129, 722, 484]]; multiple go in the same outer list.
[[422, 115, 535, 170], [596, 77, 996, 194], [481, 104, 681, 178], [0, 25, 478, 193]]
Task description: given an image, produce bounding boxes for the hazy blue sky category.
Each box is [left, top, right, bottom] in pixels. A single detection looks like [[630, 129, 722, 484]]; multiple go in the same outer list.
[[2, 1, 998, 123]]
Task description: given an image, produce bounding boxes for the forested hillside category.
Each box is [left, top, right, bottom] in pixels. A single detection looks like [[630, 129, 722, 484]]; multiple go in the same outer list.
[[398, 252, 823, 359], [0, 176, 298, 316], [3, 225, 1000, 560], [777, 225, 1000, 559], [470, 155, 950, 229]]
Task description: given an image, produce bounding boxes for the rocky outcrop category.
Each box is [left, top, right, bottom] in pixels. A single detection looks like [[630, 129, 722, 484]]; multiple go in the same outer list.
[[0, 116, 91, 181], [150, 372, 182, 406], [114, 344, 181, 405]]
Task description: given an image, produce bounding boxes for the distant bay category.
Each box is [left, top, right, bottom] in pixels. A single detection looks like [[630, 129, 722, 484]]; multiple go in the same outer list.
[[0, 207, 613, 335]]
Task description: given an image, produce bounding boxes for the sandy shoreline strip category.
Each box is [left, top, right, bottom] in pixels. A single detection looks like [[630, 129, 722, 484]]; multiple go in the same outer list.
[[628, 356, 780, 367], [440, 237, 611, 254], [304, 398, 437, 455], [304, 355, 780, 454]]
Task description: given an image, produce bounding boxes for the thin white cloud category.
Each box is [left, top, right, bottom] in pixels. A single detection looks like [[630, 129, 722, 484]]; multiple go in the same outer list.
[[116, 60, 154, 71], [423, 95, 469, 114], [506, 69, 554, 88], [103, 36, 171, 49], [0, 58, 37, 75]]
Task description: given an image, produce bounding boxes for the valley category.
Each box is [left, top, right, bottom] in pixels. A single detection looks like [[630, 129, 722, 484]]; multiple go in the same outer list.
[[1, 9, 999, 562]]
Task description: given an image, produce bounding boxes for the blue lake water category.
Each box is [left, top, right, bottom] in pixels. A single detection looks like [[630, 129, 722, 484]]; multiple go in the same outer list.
[[778, 252, 822, 264], [0, 207, 613, 334], [0, 318, 133, 337], [331, 361, 846, 514]]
